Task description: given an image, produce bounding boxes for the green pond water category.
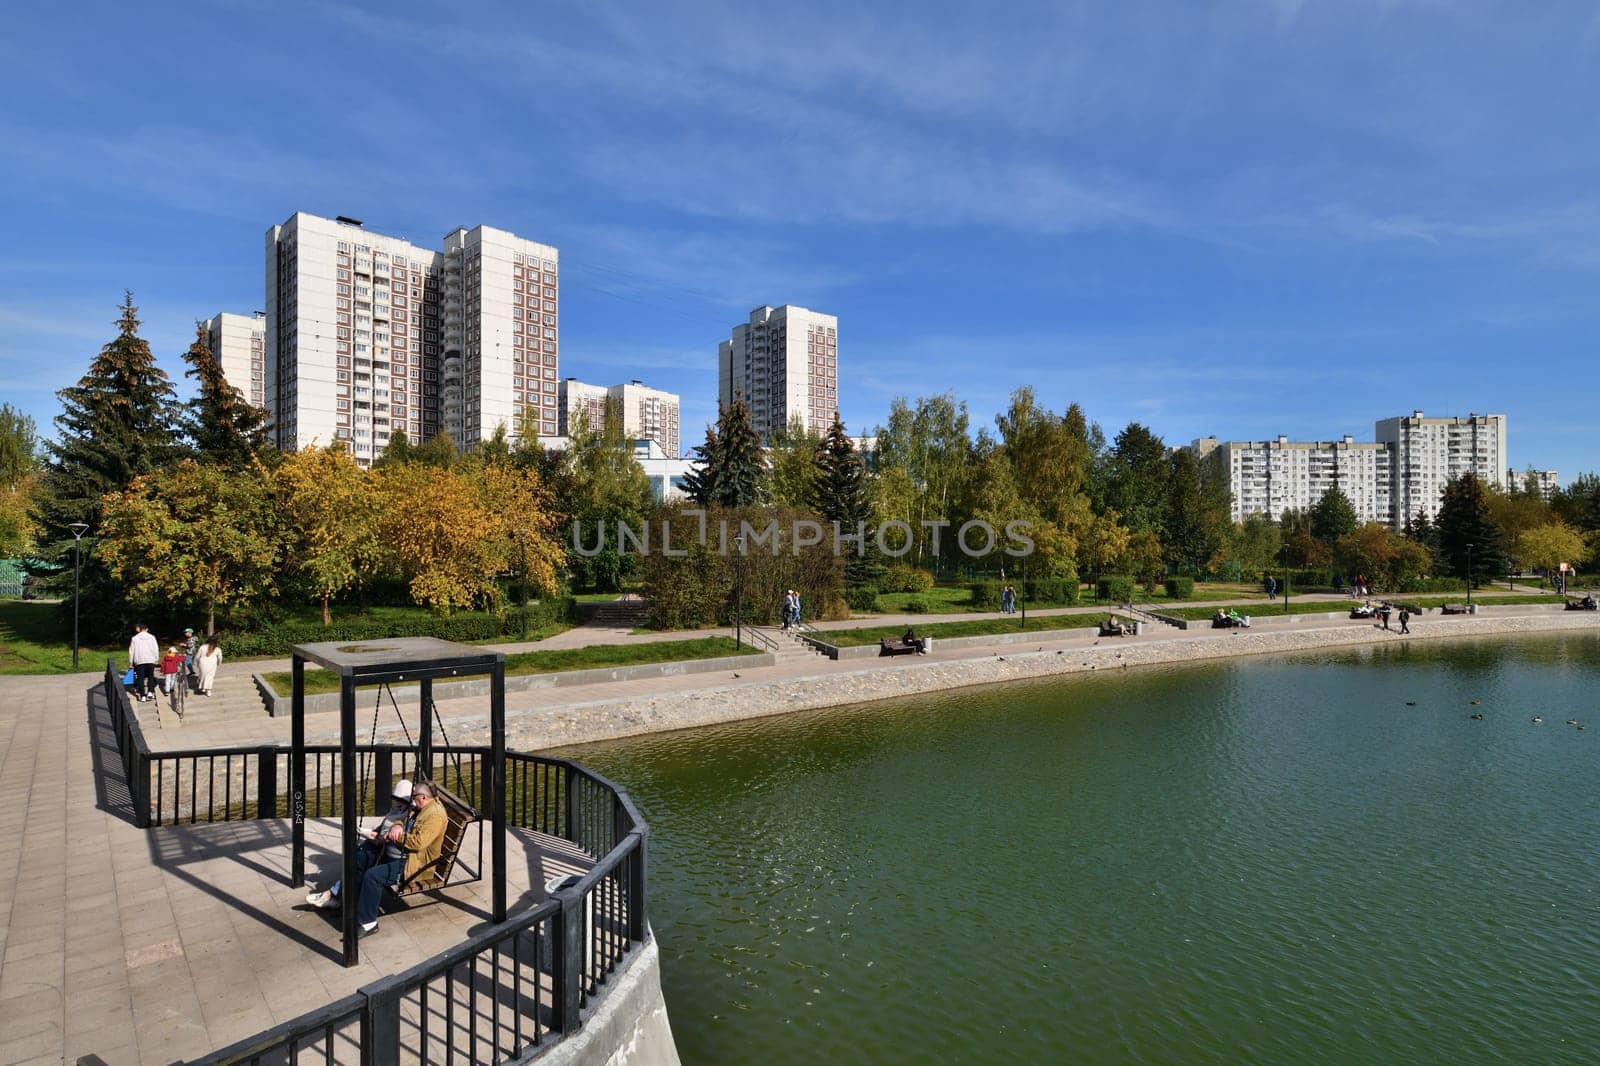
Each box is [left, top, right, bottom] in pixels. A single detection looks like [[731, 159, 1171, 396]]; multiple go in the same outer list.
[[569, 634, 1600, 1065]]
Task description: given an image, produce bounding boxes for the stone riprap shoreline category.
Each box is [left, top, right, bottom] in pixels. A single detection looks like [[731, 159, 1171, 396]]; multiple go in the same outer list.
[[417, 611, 1600, 754]]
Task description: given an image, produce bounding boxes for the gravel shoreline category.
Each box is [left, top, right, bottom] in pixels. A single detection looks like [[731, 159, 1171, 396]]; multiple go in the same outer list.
[[445, 611, 1600, 753]]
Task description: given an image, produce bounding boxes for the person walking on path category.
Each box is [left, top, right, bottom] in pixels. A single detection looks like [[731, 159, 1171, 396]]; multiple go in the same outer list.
[[1398, 608, 1411, 634], [194, 634, 223, 696], [160, 646, 183, 695], [1379, 603, 1392, 631], [1265, 575, 1277, 601], [182, 627, 199, 684], [128, 623, 160, 702], [781, 590, 796, 631], [793, 590, 803, 628]]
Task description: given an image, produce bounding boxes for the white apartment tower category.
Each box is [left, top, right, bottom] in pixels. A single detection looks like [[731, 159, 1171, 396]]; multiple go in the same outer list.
[[265, 212, 558, 465], [718, 305, 838, 440], [1375, 411, 1507, 524], [559, 378, 681, 456], [1199, 435, 1394, 525], [203, 311, 266, 409], [1197, 410, 1509, 530]]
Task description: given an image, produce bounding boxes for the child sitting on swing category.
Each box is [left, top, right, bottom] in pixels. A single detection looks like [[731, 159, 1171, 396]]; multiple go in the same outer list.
[[305, 779, 414, 910]]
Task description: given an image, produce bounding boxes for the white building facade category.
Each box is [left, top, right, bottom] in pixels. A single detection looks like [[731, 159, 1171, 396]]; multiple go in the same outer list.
[[265, 212, 557, 465], [1200, 435, 1393, 525], [204, 311, 266, 409], [558, 379, 680, 456], [718, 304, 838, 440], [1198, 410, 1508, 529], [1375, 411, 1507, 524]]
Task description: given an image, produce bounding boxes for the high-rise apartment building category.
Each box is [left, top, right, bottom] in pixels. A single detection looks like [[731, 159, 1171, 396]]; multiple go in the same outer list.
[[1509, 468, 1559, 501], [558, 378, 681, 456], [718, 305, 837, 440], [203, 311, 266, 409], [264, 212, 557, 465], [1196, 410, 1508, 529], [1196, 435, 1393, 525], [1375, 411, 1506, 524]]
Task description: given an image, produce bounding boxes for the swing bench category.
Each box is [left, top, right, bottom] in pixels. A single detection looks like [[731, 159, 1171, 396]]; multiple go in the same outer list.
[[359, 681, 484, 902]]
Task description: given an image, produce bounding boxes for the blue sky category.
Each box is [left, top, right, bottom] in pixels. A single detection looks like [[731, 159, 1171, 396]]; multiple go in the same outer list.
[[3, 0, 1598, 478]]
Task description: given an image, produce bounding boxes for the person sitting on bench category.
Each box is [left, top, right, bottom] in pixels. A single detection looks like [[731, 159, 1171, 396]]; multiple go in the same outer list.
[[354, 780, 445, 937], [1214, 609, 1230, 627], [306, 779, 414, 911]]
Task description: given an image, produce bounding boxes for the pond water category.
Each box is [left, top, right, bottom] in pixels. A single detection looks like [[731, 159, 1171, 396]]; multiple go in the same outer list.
[[571, 633, 1600, 1065]]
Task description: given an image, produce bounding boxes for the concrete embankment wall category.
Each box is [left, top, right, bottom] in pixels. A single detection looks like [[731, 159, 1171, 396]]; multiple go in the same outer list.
[[539, 936, 680, 1066], [255, 652, 773, 716]]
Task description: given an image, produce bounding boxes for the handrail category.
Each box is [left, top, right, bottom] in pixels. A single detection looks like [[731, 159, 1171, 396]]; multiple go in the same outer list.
[[100, 659, 651, 1063], [741, 624, 780, 654]]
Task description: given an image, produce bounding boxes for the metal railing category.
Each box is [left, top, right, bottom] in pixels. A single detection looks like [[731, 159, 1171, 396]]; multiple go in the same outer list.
[[103, 663, 650, 1064]]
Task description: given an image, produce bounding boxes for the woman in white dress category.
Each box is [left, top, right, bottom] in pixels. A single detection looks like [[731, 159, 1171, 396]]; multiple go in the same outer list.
[[195, 635, 223, 695]]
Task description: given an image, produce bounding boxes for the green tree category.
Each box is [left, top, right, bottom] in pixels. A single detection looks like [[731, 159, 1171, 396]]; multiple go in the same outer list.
[[812, 413, 877, 586], [768, 415, 822, 508], [1215, 514, 1282, 582], [557, 404, 653, 590], [1435, 473, 1510, 585], [414, 430, 460, 469], [1404, 509, 1442, 564], [1162, 448, 1227, 576], [713, 400, 769, 508], [1516, 521, 1589, 578], [98, 459, 280, 633], [1552, 473, 1600, 533], [1310, 485, 1359, 545], [276, 445, 384, 625], [182, 322, 269, 467], [872, 395, 974, 566], [37, 293, 181, 637], [1102, 423, 1169, 535], [0, 405, 39, 557], [680, 423, 720, 507], [374, 429, 415, 468]]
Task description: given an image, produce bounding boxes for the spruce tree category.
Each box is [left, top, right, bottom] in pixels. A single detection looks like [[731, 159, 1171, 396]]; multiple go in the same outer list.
[[715, 399, 768, 507], [38, 293, 181, 635], [813, 413, 877, 585], [1311, 485, 1359, 545], [1435, 473, 1510, 585], [681, 423, 721, 507], [183, 321, 269, 467]]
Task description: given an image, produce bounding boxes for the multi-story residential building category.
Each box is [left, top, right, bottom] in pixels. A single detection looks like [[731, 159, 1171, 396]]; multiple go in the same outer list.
[[1197, 410, 1508, 529], [1196, 435, 1393, 525], [558, 379, 681, 456], [1509, 468, 1559, 501], [1375, 411, 1506, 524], [203, 311, 266, 409], [264, 212, 557, 465], [717, 304, 838, 440]]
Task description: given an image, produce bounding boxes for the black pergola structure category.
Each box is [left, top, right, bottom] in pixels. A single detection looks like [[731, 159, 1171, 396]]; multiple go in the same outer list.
[[288, 637, 507, 966]]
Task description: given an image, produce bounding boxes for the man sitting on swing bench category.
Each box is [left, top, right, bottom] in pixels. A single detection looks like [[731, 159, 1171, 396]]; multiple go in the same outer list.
[[305, 779, 447, 937]]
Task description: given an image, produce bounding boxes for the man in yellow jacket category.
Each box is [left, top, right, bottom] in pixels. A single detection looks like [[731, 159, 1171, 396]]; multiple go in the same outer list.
[[356, 780, 446, 936]]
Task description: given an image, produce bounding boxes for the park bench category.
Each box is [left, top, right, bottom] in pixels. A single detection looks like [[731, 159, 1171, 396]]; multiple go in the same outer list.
[[391, 783, 478, 898], [1440, 603, 1469, 615], [879, 637, 923, 656]]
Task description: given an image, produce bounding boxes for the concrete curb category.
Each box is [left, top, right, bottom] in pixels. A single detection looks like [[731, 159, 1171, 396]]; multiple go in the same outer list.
[[257, 652, 775, 716]]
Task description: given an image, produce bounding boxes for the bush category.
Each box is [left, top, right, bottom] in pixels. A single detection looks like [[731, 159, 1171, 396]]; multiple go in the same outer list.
[[1164, 576, 1195, 600], [846, 585, 881, 613], [902, 598, 931, 613], [221, 597, 578, 658], [1024, 577, 1078, 606], [881, 565, 935, 594], [1095, 574, 1135, 603], [1392, 575, 1468, 594], [969, 581, 1001, 610]]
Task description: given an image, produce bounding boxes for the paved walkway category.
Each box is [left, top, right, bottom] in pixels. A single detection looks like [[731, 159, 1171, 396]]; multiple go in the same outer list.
[[0, 673, 586, 1065]]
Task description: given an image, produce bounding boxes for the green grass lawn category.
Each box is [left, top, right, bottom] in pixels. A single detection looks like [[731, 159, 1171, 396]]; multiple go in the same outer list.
[[870, 586, 976, 613], [1162, 601, 1362, 621], [819, 613, 1114, 647], [262, 635, 760, 695], [0, 600, 126, 674], [1401, 593, 1565, 609]]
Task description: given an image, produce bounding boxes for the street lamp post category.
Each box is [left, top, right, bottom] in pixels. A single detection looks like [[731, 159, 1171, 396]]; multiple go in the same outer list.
[[1466, 543, 1474, 608], [515, 529, 528, 640], [1281, 543, 1291, 615], [733, 533, 746, 650], [69, 522, 89, 669]]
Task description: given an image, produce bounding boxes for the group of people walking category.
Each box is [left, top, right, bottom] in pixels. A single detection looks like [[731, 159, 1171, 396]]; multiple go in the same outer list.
[[127, 622, 223, 702], [781, 589, 804, 631], [999, 584, 1019, 614]]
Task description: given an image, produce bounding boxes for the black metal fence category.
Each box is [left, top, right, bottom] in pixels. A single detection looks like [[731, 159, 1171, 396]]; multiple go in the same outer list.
[[102, 663, 651, 1064]]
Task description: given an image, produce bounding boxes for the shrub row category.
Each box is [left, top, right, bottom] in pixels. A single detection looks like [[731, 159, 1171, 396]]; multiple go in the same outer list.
[[221, 597, 577, 658], [1163, 576, 1195, 600], [1095, 575, 1135, 602], [969, 578, 1080, 609], [846, 585, 881, 612], [879, 565, 935, 594]]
